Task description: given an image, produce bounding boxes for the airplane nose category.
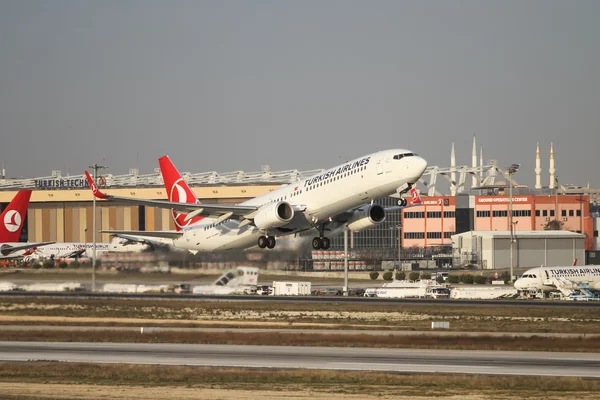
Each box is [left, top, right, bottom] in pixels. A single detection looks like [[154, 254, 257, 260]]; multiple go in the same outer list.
[[513, 279, 524, 289], [409, 157, 428, 180], [416, 156, 428, 174]]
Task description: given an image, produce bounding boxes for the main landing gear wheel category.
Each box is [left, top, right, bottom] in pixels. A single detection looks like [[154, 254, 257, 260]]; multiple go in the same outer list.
[[398, 198, 407, 207], [312, 237, 322, 250], [311, 237, 331, 250], [258, 235, 276, 249], [258, 235, 268, 249]]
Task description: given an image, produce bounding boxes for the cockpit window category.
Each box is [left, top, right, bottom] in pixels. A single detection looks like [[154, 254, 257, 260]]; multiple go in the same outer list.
[[393, 153, 417, 160]]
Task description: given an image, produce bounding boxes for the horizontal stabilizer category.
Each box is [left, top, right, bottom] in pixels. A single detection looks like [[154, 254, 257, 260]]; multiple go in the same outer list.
[[0, 241, 56, 257]]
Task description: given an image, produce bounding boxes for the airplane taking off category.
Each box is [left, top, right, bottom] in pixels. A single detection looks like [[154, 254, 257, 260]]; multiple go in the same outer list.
[[0, 190, 55, 259], [86, 149, 427, 253]]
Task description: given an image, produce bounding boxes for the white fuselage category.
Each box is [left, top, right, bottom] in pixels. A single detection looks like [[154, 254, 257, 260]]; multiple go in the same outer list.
[[25, 243, 111, 260], [514, 266, 600, 293], [173, 149, 427, 252]]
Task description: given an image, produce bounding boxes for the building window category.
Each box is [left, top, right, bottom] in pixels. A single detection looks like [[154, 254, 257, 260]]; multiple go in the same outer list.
[[569, 210, 574, 217], [443, 232, 454, 239], [543, 210, 548, 217], [477, 211, 490, 218], [512, 210, 531, 217], [577, 210, 581, 217], [595, 231, 598, 238], [427, 211, 441, 218], [550, 210, 555, 217], [404, 212, 425, 219], [404, 232, 425, 239], [492, 210, 508, 217], [562, 210, 567, 217], [535, 210, 540, 217], [427, 232, 442, 239], [443, 211, 455, 218]]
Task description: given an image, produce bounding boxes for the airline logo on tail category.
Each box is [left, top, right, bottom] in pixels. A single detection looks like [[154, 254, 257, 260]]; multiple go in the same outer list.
[[0, 190, 32, 242], [158, 156, 205, 230], [410, 188, 422, 205], [4, 210, 22, 233]]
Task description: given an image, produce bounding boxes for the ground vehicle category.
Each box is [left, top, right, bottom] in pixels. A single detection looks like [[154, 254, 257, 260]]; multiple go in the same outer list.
[[256, 285, 272, 295]]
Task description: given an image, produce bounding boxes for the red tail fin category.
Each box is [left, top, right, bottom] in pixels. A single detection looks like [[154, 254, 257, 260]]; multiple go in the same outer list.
[[573, 258, 578, 266], [0, 190, 32, 242], [410, 188, 422, 205], [158, 155, 204, 230]]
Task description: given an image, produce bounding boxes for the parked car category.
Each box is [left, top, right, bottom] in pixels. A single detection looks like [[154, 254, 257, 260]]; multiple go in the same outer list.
[[256, 285, 272, 295]]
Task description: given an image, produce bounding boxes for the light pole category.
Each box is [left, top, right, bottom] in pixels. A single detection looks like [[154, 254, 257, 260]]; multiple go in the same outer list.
[[397, 225, 402, 271], [343, 227, 348, 296], [508, 163, 520, 283], [88, 163, 107, 292], [554, 175, 559, 221]]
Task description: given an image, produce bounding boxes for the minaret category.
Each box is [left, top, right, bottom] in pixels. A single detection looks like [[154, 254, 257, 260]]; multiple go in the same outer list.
[[549, 142, 556, 189], [450, 142, 456, 195], [471, 136, 477, 187], [535, 143, 542, 189]]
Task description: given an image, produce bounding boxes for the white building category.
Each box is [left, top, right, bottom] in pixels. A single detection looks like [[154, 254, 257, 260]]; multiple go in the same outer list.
[[451, 230, 585, 269]]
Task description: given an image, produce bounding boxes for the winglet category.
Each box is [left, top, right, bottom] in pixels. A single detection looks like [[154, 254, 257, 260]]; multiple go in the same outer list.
[[85, 171, 110, 199], [410, 188, 422, 205]]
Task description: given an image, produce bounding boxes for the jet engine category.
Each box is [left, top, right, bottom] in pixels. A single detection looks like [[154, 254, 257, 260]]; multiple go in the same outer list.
[[346, 205, 386, 232], [253, 201, 295, 230], [0, 244, 16, 256]]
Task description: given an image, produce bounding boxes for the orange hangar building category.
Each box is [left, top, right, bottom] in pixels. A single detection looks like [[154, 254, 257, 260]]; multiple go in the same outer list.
[[401, 193, 595, 250]]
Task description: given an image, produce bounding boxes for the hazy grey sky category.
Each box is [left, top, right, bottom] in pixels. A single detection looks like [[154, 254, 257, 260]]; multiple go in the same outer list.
[[1, 0, 598, 188]]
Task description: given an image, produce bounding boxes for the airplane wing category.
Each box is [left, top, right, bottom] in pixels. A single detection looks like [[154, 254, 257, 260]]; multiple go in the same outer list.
[[85, 171, 257, 220], [108, 232, 180, 251], [60, 248, 86, 259], [101, 230, 183, 239], [0, 242, 56, 257]]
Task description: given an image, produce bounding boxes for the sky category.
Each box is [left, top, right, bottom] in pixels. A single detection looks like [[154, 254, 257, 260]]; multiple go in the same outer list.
[[0, 0, 598, 188]]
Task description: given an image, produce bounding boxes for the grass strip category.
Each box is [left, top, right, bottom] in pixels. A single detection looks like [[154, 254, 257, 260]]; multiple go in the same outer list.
[[1, 362, 600, 394], [2, 330, 600, 351]]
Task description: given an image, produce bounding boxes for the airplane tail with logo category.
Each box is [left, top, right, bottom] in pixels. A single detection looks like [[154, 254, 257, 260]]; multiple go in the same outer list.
[[410, 188, 422, 205], [158, 155, 205, 231], [0, 190, 32, 242]]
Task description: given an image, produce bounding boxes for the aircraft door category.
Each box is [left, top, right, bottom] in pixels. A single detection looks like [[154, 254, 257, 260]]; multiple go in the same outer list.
[[376, 158, 383, 175]]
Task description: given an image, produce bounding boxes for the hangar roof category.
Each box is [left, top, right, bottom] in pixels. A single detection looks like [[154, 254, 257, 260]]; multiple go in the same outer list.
[[451, 230, 585, 239]]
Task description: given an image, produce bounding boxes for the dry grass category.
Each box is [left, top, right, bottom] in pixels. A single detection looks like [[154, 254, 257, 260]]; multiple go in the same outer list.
[[2, 362, 600, 393], [1, 330, 600, 352], [1, 296, 599, 333]]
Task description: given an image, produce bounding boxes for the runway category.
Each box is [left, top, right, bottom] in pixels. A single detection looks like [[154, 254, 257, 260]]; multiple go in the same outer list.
[[2, 291, 600, 307], [1, 341, 599, 377]]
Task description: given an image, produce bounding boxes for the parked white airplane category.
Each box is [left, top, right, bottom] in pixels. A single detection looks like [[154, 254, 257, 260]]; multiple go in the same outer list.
[[514, 263, 600, 293], [0, 190, 55, 259], [86, 149, 427, 253], [23, 243, 110, 262], [23, 236, 169, 262]]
